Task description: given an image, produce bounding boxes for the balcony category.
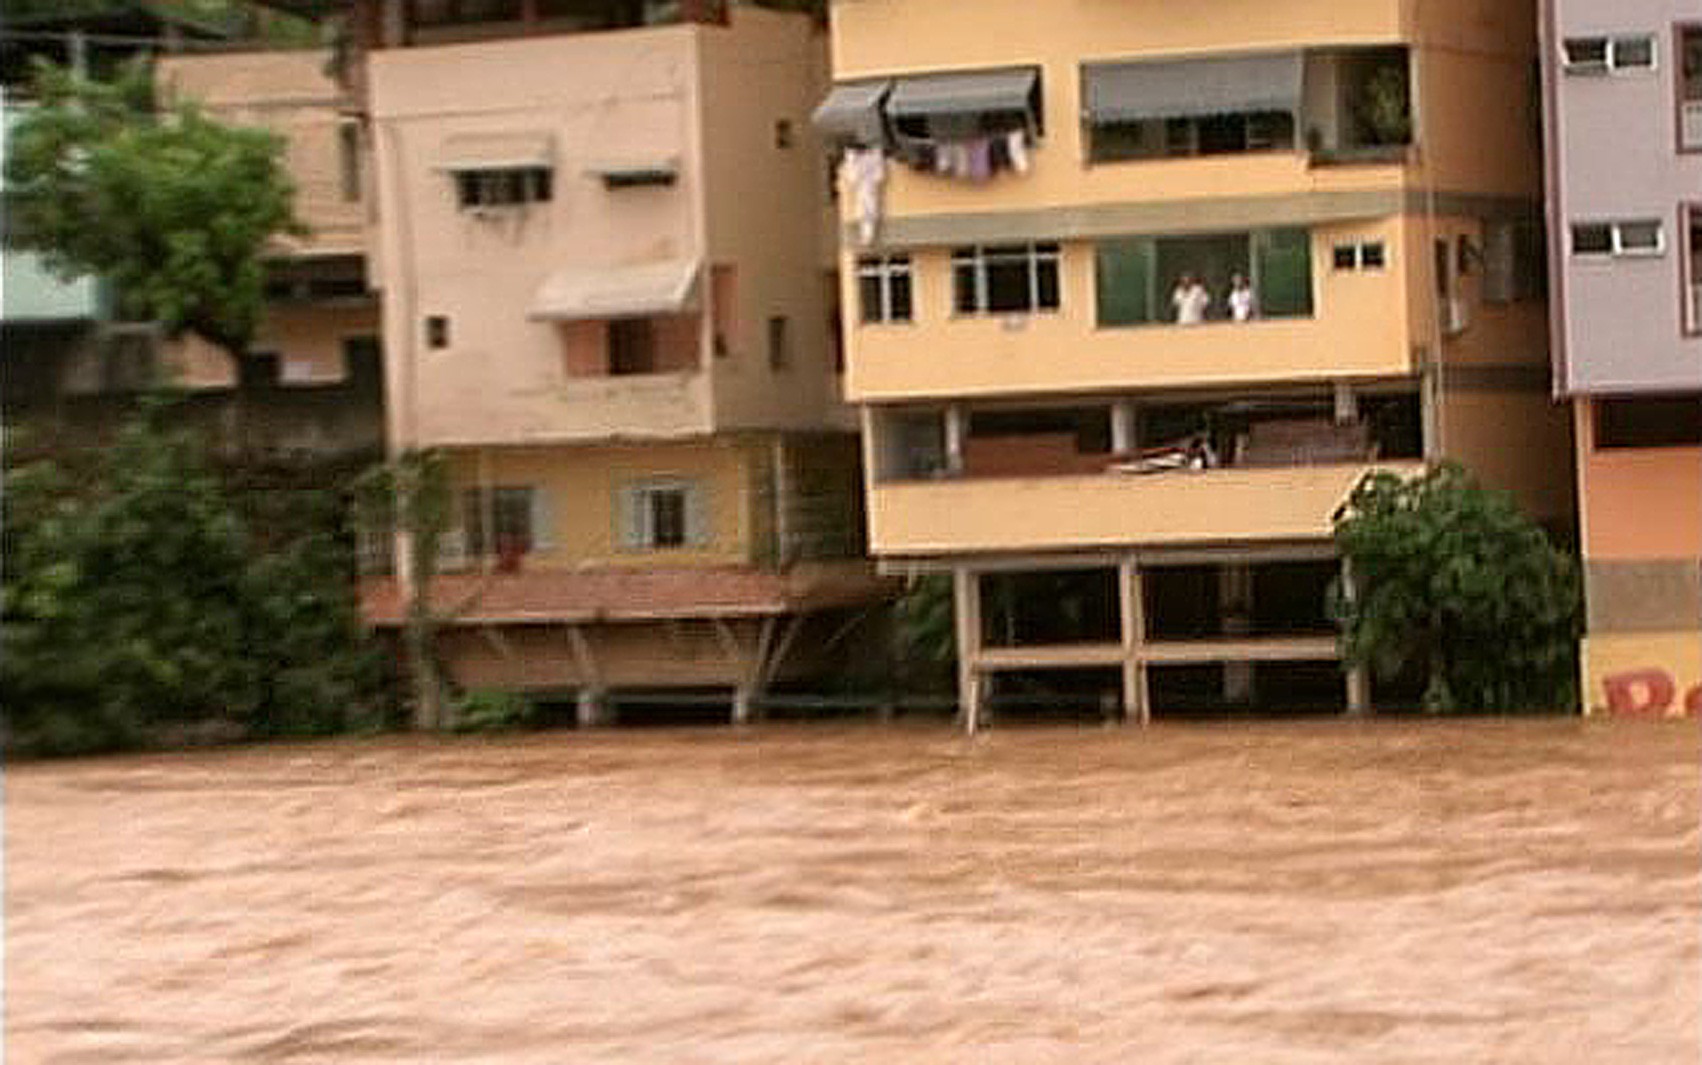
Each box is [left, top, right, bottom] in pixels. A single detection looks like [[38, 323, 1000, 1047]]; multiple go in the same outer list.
[[870, 461, 1421, 557]]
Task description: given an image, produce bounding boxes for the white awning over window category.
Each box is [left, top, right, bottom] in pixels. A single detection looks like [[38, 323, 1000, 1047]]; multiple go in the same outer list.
[[436, 132, 555, 171], [529, 259, 701, 322], [812, 81, 892, 144], [887, 68, 1038, 119], [1083, 52, 1304, 123]]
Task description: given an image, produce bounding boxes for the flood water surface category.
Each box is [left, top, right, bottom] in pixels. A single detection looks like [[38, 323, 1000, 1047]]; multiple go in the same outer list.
[[7, 719, 1699, 1063]]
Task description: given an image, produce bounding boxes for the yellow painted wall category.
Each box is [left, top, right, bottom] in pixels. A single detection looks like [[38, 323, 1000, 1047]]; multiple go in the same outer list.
[[1584, 633, 1702, 718], [827, 0, 1539, 224], [444, 439, 764, 569], [1576, 406, 1702, 563], [846, 220, 1413, 402], [1439, 389, 1575, 526], [868, 462, 1421, 557]]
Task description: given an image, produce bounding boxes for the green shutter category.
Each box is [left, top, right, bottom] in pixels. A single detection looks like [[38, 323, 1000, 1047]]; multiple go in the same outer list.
[[1095, 239, 1155, 327], [1256, 228, 1313, 318]]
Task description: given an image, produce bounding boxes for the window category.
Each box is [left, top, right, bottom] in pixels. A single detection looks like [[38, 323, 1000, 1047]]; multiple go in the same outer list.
[[774, 119, 794, 150], [609, 318, 657, 375], [338, 122, 362, 203], [767, 315, 791, 370], [426, 315, 450, 349], [1685, 204, 1701, 334], [1682, 27, 1702, 151], [619, 480, 708, 551], [711, 264, 737, 357], [410, 0, 521, 27], [857, 255, 913, 324], [1594, 395, 1702, 449], [1096, 229, 1312, 326], [1333, 242, 1385, 271], [952, 243, 1060, 315], [1563, 35, 1657, 75], [1572, 220, 1665, 258], [1090, 111, 1296, 163], [463, 486, 540, 560], [454, 166, 552, 209]]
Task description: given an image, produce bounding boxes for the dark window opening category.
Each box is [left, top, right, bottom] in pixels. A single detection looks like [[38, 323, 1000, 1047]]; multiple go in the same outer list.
[[648, 488, 687, 548], [1148, 661, 1347, 719], [463, 485, 536, 560], [987, 669, 1123, 723], [767, 315, 791, 371], [1595, 395, 1702, 449], [609, 318, 657, 375], [455, 166, 552, 208], [426, 316, 450, 349]]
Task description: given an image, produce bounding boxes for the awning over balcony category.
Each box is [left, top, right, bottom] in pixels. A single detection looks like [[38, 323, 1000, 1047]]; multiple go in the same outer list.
[[812, 80, 891, 144], [529, 259, 701, 321], [436, 131, 555, 171], [887, 68, 1038, 118], [1083, 52, 1304, 123]]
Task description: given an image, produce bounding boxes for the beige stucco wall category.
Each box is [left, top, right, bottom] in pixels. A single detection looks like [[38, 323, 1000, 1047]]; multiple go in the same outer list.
[[253, 302, 381, 384], [369, 9, 844, 452], [158, 50, 365, 257]]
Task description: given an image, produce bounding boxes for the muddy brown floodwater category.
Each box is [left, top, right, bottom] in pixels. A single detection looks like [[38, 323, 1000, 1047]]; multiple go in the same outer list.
[[6, 719, 1699, 1064]]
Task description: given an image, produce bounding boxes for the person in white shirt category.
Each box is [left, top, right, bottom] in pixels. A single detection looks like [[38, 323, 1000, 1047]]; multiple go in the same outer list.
[[1228, 273, 1257, 322], [1171, 274, 1211, 325]]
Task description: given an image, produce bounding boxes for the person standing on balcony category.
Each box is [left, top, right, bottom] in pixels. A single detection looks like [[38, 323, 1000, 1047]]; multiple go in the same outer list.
[[1172, 274, 1211, 325], [1228, 273, 1257, 322]]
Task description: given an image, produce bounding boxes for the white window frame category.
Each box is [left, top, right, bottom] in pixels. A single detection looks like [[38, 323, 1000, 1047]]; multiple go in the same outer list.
[[1562, 34, 1658, 75], [1331, 241, 1386, 271], [857, 255, 914, 324], [1571, 219, 1666, 259], [950, 242, 1062, 316], [618, 479, 709, 552]]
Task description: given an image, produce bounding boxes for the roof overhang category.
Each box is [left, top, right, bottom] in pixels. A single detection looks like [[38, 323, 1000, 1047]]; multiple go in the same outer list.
[[529, 259, 701, 322]]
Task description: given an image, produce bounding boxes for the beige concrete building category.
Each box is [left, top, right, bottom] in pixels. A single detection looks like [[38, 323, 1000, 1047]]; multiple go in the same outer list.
[[154, 49, 385, 458], [336, 1, 886, 721], [818, 0, 1573, 724]]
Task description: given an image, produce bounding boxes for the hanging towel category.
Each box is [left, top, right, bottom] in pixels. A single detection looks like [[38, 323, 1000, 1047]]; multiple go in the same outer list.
[[967, 137, 993, 181], [1006, 129, 1031, 175], [843, 147, 888, 246]]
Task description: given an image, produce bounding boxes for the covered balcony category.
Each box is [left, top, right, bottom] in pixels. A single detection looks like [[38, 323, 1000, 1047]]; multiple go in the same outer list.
[[865, 388, 1424, 556]]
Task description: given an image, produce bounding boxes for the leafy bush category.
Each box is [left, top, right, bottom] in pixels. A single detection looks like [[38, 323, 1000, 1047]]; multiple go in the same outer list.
[[452, 689, 536, 734], [1, 411, 389, 755], [1331, 463, 1582, 713]]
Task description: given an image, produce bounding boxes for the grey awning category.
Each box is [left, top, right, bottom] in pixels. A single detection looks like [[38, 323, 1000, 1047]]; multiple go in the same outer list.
[[812, 81, 891, 144], [529, 259, 701, 321], [1083, 52, 1304, 123], [887, 68, 1038, 118]]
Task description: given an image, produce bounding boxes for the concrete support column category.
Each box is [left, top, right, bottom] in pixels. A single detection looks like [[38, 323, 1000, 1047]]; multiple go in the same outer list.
[[944, 404, 968, 477], [1112, 400, 1138, 456], [1119, 559, 1150, 726], [1340, 558, 1371, 715], [1221, 565, 1254, 705], [576, 688, 612, 729], [732, 687, 758, 727], [953, 567, 985, 733]]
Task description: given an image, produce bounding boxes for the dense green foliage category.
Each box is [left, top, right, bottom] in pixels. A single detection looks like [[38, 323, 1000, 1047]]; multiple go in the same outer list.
[[1, 411, 388, 756], [1331, 463, 1582, 713], [4, 60, 299, 354], [452, 689, 537, 734], [892, 575, 956, 694]]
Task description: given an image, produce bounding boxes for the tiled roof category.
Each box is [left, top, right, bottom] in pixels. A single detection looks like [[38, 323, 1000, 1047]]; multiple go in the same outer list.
[[361, 562, 896, 627]]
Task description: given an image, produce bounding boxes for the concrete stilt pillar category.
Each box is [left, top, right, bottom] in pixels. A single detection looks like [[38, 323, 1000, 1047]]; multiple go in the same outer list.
[[576, 688, 611, 729], [731, 688, 757, 727], [953, 567, 985, 733]]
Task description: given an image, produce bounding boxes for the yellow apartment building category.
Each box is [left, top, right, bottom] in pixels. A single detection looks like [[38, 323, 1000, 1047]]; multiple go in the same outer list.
[[330, 0, 888, 723], [817, 0, 1573, 725]]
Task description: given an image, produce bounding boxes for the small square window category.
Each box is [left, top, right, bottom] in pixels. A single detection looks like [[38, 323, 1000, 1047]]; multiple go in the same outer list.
[[1571, 223, 1613, 257], [1610, 35, 1656, 71], [774, 119, 794, 150], [1563, 37, 1609, 73], [426, 315, 450, 349], [1616, 220, 1664, 255], [1360, 242, 1387, 269], [1333, 245, 1360, 271]]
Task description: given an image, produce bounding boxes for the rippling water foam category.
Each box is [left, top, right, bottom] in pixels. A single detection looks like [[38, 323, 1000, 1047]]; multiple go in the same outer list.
[[7, 719, 1699, 1063]]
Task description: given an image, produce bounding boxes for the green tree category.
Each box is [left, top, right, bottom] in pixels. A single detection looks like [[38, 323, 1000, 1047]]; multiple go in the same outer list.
[[1, 410, 386, 755], [1331, 463, 1582, 714], [4, 59, 300, 355]]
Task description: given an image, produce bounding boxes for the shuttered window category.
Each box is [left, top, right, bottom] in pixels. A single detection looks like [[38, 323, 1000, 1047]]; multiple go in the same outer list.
[[617, 480, 710, 551]]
